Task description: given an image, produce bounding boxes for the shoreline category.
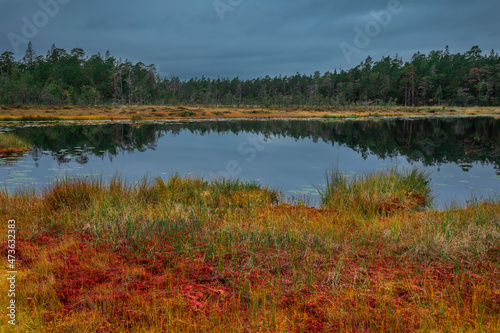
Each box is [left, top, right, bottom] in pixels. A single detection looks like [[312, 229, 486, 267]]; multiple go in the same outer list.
[[0, 105, 499, 122]]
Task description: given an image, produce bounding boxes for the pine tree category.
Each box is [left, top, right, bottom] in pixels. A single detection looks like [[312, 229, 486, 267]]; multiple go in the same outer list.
[[0, 44, 499, 107], [22, 42, 36, 68]]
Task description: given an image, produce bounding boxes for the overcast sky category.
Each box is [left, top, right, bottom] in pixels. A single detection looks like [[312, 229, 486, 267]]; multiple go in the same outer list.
[[1, 0, 498, 79]]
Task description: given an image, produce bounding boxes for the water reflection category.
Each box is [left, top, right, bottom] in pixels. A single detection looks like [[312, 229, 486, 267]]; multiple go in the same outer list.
[[8, 117, 499, 169], [1, 117, 499, 206]]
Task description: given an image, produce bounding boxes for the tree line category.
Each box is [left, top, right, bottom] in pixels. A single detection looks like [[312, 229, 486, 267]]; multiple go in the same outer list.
[[1, 43, 499, 107]]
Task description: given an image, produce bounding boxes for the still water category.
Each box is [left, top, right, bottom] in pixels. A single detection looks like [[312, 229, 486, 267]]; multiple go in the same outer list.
[[1, 117, 499, 207]]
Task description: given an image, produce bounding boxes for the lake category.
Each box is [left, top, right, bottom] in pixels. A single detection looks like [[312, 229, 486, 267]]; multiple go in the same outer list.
[[1, 116, 499, 208]]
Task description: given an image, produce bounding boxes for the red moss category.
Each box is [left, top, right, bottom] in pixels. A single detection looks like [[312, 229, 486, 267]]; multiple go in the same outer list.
[[270, 203, 335, 218], [15, 230, 500, 331]]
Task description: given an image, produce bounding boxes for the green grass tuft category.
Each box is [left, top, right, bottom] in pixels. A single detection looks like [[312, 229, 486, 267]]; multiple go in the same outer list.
[[320, 167, 432, 217], [0, 132, 31, 151]]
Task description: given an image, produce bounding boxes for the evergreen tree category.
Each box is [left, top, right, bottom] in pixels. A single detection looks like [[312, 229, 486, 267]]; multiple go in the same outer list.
[[0, 45, 498, 107], [23, 42, 36, 68]]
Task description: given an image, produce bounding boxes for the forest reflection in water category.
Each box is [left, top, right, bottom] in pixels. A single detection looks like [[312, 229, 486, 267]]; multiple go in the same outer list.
[[1, 116, 499, 206]]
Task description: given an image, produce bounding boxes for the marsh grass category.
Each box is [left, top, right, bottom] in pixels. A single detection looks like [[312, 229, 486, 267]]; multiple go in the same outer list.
[[1, 172, 499, 332], [404, 199, 500, 261], [129, 113, 143, 122], [169, 111, 197, 117], [0, 115, 61, 121], [0, 114, 124, 122], [321, 114, 360, 119], [0, 132, 31, 153], [320, 168, 432, 217]]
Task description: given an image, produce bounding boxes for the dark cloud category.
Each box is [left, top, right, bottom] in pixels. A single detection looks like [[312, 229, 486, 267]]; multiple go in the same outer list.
[[1, 0, 498, 79]]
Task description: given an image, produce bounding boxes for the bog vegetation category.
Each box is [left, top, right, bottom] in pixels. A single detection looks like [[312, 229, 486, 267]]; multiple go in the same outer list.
[[0, 44, 499, 107], [0, 132, 30, 154], [1, 169, 499, 332]]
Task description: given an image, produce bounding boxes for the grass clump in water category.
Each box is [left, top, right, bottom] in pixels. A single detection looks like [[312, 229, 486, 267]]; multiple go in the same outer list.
[[0, 132, 31, 154], [320, 168, 432, 216]]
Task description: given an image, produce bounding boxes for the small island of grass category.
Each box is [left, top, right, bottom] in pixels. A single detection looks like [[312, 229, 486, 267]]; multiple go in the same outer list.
[[0, 132, 31, 155]]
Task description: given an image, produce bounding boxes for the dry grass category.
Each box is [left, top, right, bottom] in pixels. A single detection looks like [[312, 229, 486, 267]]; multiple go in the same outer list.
[[0, 172, 499, 332], [0, 105, 498, 122]]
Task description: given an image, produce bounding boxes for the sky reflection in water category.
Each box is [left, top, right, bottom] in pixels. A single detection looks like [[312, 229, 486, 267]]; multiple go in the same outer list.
[[1, 117, 499, 208]]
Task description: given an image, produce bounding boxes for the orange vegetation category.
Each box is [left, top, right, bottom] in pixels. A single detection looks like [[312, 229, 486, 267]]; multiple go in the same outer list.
[[0, 147, 30, 155], [0, 104, 499, 122], [1, 176, 499, 332]]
